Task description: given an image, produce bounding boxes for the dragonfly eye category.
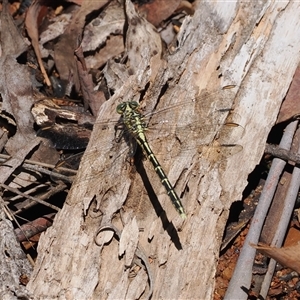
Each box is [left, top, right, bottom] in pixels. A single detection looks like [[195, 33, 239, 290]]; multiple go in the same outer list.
[[128, 101, 139, 110], [116, 103, 126, 114]]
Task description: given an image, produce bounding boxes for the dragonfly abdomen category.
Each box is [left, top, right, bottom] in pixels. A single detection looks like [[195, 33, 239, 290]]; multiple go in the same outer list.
[[137, 135, 186, 219]]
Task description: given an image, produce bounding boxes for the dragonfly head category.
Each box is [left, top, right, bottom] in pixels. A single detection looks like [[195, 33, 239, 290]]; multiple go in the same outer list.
[[116, 101, 139, 115]]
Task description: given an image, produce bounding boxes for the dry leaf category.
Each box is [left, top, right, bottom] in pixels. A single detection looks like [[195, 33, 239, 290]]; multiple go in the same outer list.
[[126, 0, 162, 78], [0, 0, 40, 182], [25, 0, 51, 86], [277, 64, 300, 123], [54, 0, 110, 94], [75, 45, 105, 115], [252, 242, 300, 273], [137, 0, 181, 27]]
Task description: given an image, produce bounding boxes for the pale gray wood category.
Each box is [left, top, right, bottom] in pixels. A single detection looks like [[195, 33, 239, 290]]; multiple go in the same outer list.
[[0, 209, 33, 300], [27, 1, 300, 299]]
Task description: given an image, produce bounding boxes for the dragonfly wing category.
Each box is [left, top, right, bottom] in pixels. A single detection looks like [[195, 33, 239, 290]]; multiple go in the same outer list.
[[144, 110, 244, 163], [80, 88, 244, 182], [197, 143, 243, 162]]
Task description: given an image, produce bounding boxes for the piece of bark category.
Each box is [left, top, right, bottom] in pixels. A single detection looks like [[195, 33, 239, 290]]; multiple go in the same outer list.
[[14, 214, 54, 242], [277, 65, 300, 123], [0, 0, 40, 181], [27, 1, 300, 299], [75, 45, 105, 115], [0, 209, 33, 299], [265, 143, 300, 165], [54, 0, 109, 93]]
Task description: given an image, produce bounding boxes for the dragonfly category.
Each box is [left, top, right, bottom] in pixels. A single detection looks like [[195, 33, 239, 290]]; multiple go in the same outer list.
[[116, 101, 187, 219], [88, 87, 244, 219]]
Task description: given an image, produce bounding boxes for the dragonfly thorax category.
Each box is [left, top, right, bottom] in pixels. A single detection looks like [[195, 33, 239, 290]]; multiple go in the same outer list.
[[117, 101, 146, 135]]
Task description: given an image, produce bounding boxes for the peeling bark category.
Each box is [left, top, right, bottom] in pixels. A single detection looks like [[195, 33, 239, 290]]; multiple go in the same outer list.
[[0, 211, 33, 300]]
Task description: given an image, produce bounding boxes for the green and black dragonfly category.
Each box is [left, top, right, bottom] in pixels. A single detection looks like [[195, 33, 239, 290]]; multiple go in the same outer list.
[[112, 89, 243, 219]]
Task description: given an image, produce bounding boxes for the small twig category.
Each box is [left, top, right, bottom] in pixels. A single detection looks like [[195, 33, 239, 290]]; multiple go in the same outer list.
[[0, 153, 76, 183], [265, 143, 300, 164], [0, 153, 77, 175], [0, 183, 60, 212], [0, 196, 35, 250], [0, 140, 41, 184], [13, 182, 67, 216], [10, 183, 49, 202], [20, 163, 75, 183]]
